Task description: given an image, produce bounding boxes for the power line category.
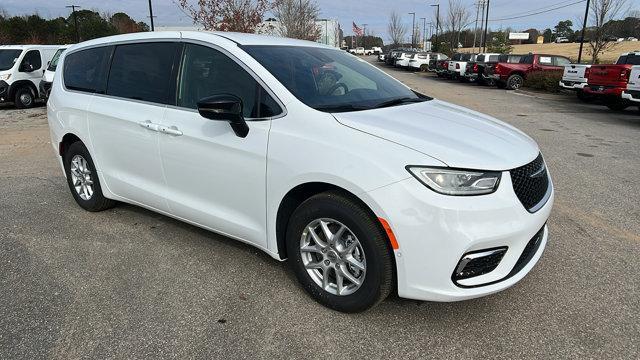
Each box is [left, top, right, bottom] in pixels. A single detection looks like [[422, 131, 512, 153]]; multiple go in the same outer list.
[[488, 0, 586, 22]]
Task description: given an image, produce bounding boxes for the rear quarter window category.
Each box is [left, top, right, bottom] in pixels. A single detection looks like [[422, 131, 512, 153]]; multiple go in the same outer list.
[[63, 46, 113, 93]]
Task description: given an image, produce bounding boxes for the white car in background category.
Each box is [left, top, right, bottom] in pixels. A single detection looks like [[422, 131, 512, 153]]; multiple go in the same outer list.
[[394, 52, 415, 68], [0, 44, 61, 108], [448, 53, 476, 79], [408, 52, 447, 71], [48, 31, 553, 313], [39, 46, 69, 100], [621, 65, 640, 105], [559, 64, 591, 101]]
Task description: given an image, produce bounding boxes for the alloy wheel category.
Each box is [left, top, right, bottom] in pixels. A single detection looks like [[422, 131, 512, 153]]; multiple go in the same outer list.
[[299, 218, 366, 296], [70, 155, 94, 200]]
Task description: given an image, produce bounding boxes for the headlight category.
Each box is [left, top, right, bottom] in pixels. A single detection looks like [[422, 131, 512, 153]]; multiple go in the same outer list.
[[0, 74, 10, 81], [406, 166, 501, 195]]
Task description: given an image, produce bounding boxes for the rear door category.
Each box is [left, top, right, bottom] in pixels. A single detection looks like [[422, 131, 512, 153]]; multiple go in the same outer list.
[[158, 42, 281, 247], [88, 42, 180, 212]]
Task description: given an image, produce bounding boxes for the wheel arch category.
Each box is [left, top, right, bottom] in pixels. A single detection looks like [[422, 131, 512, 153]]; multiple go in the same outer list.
[[9, 80, 38, 99], [59, 133, 83, 157]]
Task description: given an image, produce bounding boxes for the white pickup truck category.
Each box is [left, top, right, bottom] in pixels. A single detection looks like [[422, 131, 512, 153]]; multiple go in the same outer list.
[[621, 65, 640, 106], [447, 53, 476, 80], [559, 64, 591, 100]]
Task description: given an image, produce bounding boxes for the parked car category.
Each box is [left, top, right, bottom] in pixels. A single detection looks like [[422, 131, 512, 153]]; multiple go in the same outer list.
[[434, 59, 450, 77], [447, 53, 476, 80], [385, 49, 402, 65], [39, 46, 69, 100], [480, 54, 523, 85], [559, 64, 592, 101], [394, 51, 415, 68], [621, 65, 640, 107], [371, 47, 383, 55], [555, 37, 569, 43], [0, 44, 61, 108], [409, 52, 447, 72], [583, 51, 640, 110], [463, 53, 500, 82], [355, 47, 365, 55], [48, 31, 553, 313], [377, 53, 386, 62], [491, 53, 571, 90]]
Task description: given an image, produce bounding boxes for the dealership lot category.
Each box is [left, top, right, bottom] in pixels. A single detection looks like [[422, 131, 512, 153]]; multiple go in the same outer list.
[[1, 60, 639, 360]]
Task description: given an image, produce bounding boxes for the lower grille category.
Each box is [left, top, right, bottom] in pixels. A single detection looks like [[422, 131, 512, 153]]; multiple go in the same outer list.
[[510, 154, 550, 212], [510, 226, 545, 276], [452, 248, 507, 281]]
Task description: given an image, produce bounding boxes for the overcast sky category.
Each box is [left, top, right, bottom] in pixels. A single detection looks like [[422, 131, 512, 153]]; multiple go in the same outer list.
[[2, 0, 636, 42]]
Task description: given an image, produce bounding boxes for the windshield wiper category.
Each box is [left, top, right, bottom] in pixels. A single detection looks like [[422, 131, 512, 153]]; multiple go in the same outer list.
[[314, 104, 369, 113], [371, 97, 426, 109]]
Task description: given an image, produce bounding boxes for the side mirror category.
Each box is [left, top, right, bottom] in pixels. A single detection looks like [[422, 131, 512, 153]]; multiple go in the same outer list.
[[197, 94, 249, 138], [21, 63, 35, 72]]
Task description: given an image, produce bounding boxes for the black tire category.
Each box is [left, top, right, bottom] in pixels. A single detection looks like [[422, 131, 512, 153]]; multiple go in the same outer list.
[[496, 81, 506, 89], [286, 191, 394, 313], [14, 87, 35, 109], [63, 141, 116, 212], [506, 74, 524, 90], [420, 64, 428, 72]]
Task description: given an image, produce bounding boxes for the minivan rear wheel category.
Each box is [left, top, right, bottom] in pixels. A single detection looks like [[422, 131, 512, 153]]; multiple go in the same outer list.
[[63, 141, 116, 212], [14, 87, 35, 109], [286, 191, 393, 313]]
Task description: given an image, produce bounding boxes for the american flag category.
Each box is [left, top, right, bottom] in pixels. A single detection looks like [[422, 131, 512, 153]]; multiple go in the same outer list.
[[352, 22, 363, 36]]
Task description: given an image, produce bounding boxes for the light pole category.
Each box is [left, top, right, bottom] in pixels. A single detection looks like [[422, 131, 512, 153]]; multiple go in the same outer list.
[[420, 17, 426, 50], [147, 0, 155, 31], [578, 0, 591, 63], [408, 12, 416, 48], [482, 0, 491, 52], [362, 23, 368, 49], [65, 5, 81, 42], [430, 4, 440, 51], [472, 1, 480, 52]]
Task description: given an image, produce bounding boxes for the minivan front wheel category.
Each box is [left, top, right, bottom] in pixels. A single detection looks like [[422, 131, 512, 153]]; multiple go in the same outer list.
[[286, 191, 393, 313], [63, 141, 116, 212]]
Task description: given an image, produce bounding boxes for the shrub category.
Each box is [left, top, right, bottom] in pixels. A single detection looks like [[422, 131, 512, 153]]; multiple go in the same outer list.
[[524, 71, 563, 93]]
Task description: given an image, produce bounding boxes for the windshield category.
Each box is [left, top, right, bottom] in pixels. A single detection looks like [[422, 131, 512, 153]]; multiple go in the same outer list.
[[47, 48, 67, 71], [243, 45, 428, 112], [0, 49, 22, 71]]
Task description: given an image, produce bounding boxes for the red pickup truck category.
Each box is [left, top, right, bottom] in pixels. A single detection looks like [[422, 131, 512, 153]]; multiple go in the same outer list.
[[489, 53, 571, 90], [583, 51, 640, 110]]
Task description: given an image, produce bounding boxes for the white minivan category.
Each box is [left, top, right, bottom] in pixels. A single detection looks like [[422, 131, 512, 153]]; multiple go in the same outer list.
[[0, 45, 61, 108], [48, 32, 553, 312]]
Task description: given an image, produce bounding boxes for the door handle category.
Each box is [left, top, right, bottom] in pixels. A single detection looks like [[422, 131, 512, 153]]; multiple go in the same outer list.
[[139, 120, 160, 131], [159, 125, 183, 136]]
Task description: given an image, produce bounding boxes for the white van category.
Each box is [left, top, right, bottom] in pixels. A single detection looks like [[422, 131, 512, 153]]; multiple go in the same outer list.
[[0, 45, 61, 108], [40, 46, 69, 100], [48, 32, 553, 312]]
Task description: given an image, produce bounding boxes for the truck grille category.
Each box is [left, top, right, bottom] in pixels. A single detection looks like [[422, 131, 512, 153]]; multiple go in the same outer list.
[[510, 154, 550, 212]]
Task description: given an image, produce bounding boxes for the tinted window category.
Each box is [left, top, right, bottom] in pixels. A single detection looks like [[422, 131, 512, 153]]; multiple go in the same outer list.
[[625, 55, 640, 65], [63, 46, 113, 93], [0, 50, 22, 71], [554, 57, 571, 66], [461, 54, 472, 61], [476, 55, 485, 62], [487, 55, 499, 62], [177, 44, 281, 118], [107, 43, 179, 104], [452, 53, 462, 61], [520, 55, 534, 64], [508, 55, 522, 63], [243, 45, 425, 112], [47, 48, 67, 71], [616, 55, 627, 64], [20, 50, 41, 71]]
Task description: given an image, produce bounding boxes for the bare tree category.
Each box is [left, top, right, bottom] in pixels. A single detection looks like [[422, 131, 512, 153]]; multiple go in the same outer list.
[[177, 0, 271, 32], [387, 11, 407, 46], [272, 0, 321, 41], [444, 0, 470, 51], [587, 0, 628, 63]]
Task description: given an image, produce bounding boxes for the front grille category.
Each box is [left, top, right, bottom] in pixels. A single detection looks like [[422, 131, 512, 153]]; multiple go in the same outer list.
[[510, 154, 550, 212]]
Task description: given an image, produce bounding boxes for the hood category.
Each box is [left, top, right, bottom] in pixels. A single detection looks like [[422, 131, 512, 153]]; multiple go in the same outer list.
[[332, 99, 539, 170]]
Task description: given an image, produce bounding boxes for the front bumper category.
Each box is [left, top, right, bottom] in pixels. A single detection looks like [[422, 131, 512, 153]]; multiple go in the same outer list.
[[0, 80, 9, 103], [559, 80, 587, 90], [365, 171, 553, 302], [622, 90, 640, 103]]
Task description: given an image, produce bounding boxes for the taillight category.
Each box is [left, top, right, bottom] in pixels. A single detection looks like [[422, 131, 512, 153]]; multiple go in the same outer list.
[[495, 63, 502, 73], [473, 64, 478, 72], [621, 69, 631, 81], [584, 67, 590, 79]]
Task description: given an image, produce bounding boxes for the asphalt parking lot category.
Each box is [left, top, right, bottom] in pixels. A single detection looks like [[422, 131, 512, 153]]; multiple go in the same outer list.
[[1, 59, 639, 359]]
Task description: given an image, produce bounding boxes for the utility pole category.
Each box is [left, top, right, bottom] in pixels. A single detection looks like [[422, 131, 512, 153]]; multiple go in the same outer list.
[[408, 13, 416, 48], [430, 4, 440, 52], [420, 17, 427, 50], [472, 1, 480, 52], [66, 5, 81, 43], [482, 0, 491, 52], [578, 0, 591, 63], [147, 0, 155, 31], [479, 0, 486, 50], [362, 24, 368, 49]]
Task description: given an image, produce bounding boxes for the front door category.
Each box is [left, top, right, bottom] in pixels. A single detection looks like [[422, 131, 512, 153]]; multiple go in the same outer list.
[[159, 43, 283, 247]]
